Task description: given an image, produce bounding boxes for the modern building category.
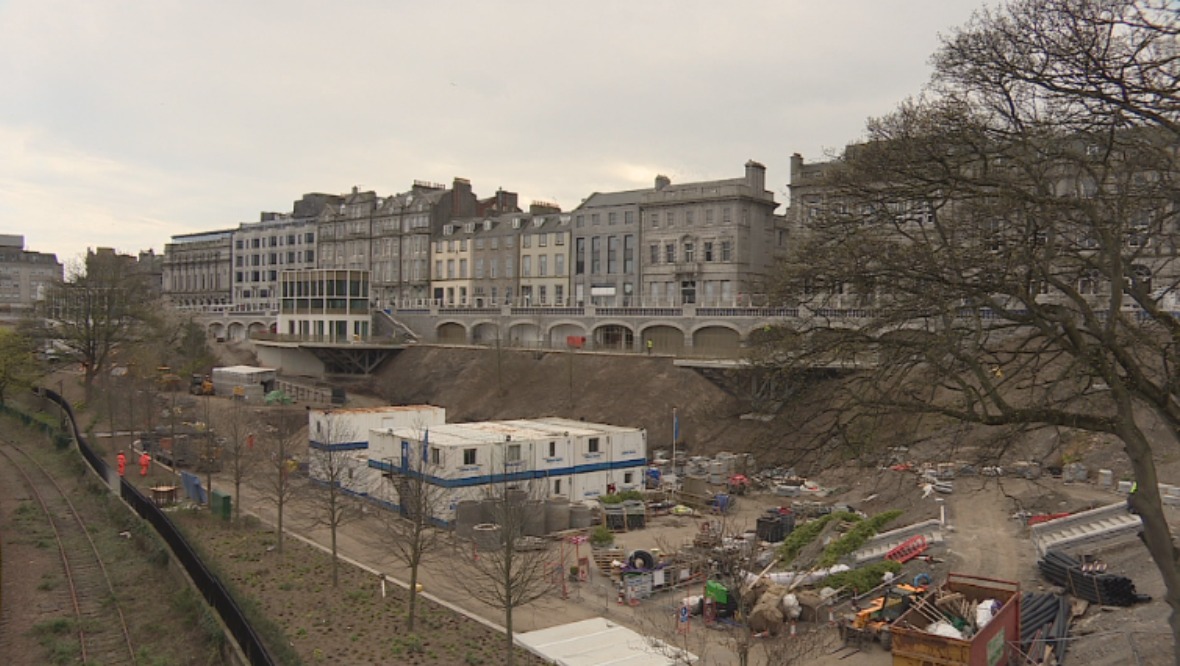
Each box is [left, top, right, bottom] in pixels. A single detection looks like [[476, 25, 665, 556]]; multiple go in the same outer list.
[[162, 230, 233, 310], [0, 235, 61, 320], [368, 417, 647, 523], [277, 269, 372, 342]]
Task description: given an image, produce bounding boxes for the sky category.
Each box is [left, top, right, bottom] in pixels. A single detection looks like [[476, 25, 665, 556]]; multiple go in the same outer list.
[[0, 0, 987, 264]]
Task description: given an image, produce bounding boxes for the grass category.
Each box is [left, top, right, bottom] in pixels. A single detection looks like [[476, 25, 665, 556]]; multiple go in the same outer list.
[[32, 617, 79, 666], [817, 509, 903, 567]]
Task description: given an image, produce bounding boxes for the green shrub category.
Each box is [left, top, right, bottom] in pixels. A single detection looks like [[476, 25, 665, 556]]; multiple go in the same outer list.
[[778, 511, 860, 565], [590, 524, 614, 548], [817, 510, 903, 568], [821, 560, 903, 593]]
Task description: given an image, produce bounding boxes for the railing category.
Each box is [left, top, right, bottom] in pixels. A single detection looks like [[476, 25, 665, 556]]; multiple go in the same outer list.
[[249, 332, 406, 345], [36, 388, 275, 666]]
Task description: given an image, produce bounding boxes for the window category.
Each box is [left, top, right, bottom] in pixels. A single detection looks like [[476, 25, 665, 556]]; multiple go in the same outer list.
[[704, 241, 714, 261], [555, 233, 565, 246], [463, 448, 476, 465], [607, 236, 619, 273], [588, 437, 600, 453], [539, 233, 548, 247], [624, 472, 634, 484], [522, 235, 531, 248], [459, 259, 468, 278], [305, 250, 314, 262], [555, 284, 563, 304], [625, 210, 635, 225], [721, 240, 732, 261], [650, 244, 659, 264], [554, 479, 562, 494], [591, 213, 600, 226], [591, 237, 602, 274], [539, 285, 547, 304], [305, 232, 315, 243], [722, 207, 732, 223], [1079, 269, 1101, 295], [522, 256, 532, 277], [665, 243, 675, 263], [447, 259, 455, 278], [608, 212, 618, 226], [507, 443, 521, 462], [576, 215, 584, 228], [685, 210, 695, 225], [650, 213, 660, 228], [435, 260, 443, 277], [555, 254, 565, 275], [575, 238, 586, 275], [548, 441, 556, 457], [623, 235, 635, 273], [430, 447, 440, 465], [538, 255, 548, 276], [475, 258, 484, 278], [683, 242, 694, 262]]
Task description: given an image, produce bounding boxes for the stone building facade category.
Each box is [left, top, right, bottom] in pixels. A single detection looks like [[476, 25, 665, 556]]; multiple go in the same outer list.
[[162, 230, 233, 309]]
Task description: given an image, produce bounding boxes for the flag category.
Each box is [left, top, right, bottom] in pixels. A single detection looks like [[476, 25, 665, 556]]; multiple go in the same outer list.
[[673, 408, 679, 443]]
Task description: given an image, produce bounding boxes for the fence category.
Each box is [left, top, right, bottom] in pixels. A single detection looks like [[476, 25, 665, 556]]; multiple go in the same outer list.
[[35, 387, 275, 666]]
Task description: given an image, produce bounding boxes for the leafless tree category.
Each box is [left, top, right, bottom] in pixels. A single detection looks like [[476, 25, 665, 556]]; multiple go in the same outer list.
[[252, 394, 302, 554], [213, 396, 261, 521], [306, 409, 365, 587], [41, 255, 153, 401], [766, 0, 1180, 657], [377, 422, 450, 631], [456, 473, 555, 666]]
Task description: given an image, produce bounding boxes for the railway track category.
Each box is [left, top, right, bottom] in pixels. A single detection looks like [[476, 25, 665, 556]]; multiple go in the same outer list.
[[0, 440, 137, 665]]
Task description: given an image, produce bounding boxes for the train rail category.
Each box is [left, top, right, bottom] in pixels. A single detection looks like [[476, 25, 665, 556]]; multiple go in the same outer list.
[[0, 440, 136, 665]]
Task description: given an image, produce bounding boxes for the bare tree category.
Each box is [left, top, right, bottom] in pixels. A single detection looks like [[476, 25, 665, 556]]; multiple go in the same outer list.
[[457, 474, 555, 666], [252, 393, 302, 554], [768, 0, 1180, 657], [0, 329, 39, 405], [42, 255, 152, 400], [307, 409, 365, 587], [377, 424, 449, 631], [213, 396, 261, 521]]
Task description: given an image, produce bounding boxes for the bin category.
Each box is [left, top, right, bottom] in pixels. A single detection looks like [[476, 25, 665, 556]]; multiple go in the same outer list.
[[211, 490, 232, 520]]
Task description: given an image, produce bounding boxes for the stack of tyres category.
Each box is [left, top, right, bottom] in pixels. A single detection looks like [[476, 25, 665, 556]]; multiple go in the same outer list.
[[1037, 551, 1150, 606]]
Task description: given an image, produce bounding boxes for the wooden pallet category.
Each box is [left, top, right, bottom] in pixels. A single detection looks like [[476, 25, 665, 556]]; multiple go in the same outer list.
[[592, 548, 625, 575]]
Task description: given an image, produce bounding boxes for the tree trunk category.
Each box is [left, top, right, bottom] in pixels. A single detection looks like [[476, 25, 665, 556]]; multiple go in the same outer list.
[[234, 477, 241, 521], [331, 520, 339, 587], [276, 490, 285, 554], [1119, 415, 1180, 666], [505, 604, 514, 666], [408, 561, 419, 631]]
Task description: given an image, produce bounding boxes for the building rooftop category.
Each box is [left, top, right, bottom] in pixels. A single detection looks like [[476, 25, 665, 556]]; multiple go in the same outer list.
[[387, 418, 641, 447]]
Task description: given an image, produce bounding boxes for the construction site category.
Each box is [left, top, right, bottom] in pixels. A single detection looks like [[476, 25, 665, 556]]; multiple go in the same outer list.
[[186, 343, 1177, 665], [6, 342, 1173, 666]]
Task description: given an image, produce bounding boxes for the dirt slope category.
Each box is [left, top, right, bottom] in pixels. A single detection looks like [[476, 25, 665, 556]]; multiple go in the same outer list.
[[367, 347, 762, 458]]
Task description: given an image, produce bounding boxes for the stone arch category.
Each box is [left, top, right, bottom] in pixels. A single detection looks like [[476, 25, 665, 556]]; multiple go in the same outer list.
[[640, 324, 685, 355], [592, 323, 634, 351], [208, 322, 226, 341], [547, 322, 588, 348], [248, 321, 268, 337], [226, 321, 246, 342], [508, 322, 543, 347], [691, 325, 741, 358], [471, 321, 501, 345], [436, 321, 468, 345]]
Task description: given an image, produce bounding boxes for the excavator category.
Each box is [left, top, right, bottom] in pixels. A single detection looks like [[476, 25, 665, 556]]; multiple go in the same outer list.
[[190, 374, 214, 396]]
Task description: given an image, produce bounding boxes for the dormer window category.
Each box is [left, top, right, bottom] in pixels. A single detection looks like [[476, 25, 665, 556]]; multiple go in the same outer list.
[[443, 225, 454, 236], [512, 218, 522, 229], [533, 217, 544, 227], [464, 222, 475, 233], [483, 220, 492, 231]]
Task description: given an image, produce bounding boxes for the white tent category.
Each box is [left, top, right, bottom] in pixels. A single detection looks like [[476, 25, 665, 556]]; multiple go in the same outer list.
[[517, 617, 697, 666]]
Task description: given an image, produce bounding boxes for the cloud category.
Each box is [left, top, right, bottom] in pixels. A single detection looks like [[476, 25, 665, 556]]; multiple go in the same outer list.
[[0, 0, 985, 261]]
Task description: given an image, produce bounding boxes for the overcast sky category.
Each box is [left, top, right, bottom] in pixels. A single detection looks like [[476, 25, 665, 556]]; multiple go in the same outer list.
[[0, 0, 986, 264]]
